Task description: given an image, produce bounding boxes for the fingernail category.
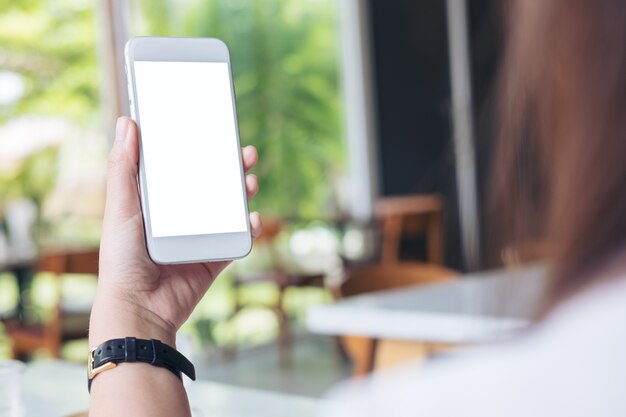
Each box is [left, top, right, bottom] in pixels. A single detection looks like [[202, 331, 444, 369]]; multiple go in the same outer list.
[[115, 117, 130, 141]]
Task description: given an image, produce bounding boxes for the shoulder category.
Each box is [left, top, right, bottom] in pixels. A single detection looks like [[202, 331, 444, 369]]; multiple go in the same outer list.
[[323, 277, 626, 417]]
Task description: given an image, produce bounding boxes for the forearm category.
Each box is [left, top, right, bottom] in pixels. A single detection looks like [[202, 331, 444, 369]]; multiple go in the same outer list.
[[89, 118, 260, 416], [88, 291, 192, 417]]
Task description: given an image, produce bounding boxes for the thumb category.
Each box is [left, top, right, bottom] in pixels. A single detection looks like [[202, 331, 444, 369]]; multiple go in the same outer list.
[[104, 117, 141, 221]]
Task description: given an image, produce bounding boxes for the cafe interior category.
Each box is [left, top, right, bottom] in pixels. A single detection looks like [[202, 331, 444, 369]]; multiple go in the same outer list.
[[0, 0, 596, 415]]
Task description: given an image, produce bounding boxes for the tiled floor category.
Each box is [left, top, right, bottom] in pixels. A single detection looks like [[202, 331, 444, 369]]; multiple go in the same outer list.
[[194, 331, 352, 398]]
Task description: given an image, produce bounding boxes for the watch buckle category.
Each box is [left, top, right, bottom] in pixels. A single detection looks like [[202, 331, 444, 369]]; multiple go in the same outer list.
[[88, 347, 117, 379]]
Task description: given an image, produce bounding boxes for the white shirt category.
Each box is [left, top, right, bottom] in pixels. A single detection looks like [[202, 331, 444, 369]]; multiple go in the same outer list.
[[325, 277, 626, 416]]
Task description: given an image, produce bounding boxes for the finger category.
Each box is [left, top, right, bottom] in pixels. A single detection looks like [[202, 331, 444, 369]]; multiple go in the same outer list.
[[242, 146, 258, 173], [245, 174, 259, 199], [250, 211, 262, 239], [104, 117, 140, 221], [201, 260, 231, 280]]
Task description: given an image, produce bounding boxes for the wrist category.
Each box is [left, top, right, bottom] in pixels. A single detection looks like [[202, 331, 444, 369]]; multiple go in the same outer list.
[[89, 288, 176, 348]]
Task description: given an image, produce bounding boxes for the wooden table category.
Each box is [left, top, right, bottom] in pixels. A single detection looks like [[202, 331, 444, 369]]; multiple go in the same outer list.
[[22, 361, 322, 417], [307, 265, 547, 344]]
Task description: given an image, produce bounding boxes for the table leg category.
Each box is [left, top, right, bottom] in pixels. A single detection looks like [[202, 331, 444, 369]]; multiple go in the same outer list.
[[427, 212, 444, 264], [13, 265, 35, 322]]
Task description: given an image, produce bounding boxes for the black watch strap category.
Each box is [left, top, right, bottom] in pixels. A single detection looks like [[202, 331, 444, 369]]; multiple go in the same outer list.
[[88, 337, 196, 392]]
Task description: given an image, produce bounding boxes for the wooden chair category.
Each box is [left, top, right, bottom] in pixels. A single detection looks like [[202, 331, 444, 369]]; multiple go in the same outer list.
[[337, 262, 458, 376], [231, 219, 325, 365], [374, 194, 444, 265], [5, 248, 99, 359]]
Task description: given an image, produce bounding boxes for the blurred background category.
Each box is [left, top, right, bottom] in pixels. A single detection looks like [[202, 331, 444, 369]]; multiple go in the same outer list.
[[1, 0, 510, 404]]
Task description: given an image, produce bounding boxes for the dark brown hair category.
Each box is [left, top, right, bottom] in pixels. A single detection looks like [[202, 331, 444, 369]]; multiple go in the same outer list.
[[490, 0, 626, 309]]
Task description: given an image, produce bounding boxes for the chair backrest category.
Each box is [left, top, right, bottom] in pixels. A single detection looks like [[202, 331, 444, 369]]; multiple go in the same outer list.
[[337, 261, 458, 377], [339, 262, 458, 298], [374, 194, 443, 218], [373, 194, 445, 265]]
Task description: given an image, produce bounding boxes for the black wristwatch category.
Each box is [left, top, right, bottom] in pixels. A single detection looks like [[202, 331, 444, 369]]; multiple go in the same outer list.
[[87, 337, 196, 392]]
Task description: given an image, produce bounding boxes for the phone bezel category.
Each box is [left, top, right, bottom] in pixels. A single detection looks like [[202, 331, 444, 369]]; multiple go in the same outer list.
[[125, 36, 252, 264]]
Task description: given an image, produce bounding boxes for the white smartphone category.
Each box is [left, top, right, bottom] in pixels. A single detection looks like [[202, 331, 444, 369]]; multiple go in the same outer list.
[[124, 37, 252, 264]]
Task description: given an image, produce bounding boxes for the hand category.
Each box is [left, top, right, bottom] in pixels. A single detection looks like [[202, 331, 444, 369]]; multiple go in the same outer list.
[[89, 117, 262, 347]]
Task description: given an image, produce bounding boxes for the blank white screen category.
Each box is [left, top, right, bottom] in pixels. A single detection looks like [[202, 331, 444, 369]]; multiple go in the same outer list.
[[133, 61, 247, 238]]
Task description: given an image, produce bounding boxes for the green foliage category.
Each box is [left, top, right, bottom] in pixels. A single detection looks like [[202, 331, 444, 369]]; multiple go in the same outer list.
[[0, 146, 59, 207], [194, 317, 219, 346], [131, 0, 345, 218], [0, 0, 101, 243], [0, 0, 101, 125]]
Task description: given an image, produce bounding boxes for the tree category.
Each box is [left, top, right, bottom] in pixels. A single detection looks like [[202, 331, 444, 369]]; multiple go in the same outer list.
[[132, 0, 345, 218], [0, 0, 101, 125], [0, 0, 103, 237]]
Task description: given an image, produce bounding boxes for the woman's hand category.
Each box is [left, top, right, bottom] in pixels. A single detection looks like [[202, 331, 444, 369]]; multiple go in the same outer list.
[[89, 116, 262, 348]]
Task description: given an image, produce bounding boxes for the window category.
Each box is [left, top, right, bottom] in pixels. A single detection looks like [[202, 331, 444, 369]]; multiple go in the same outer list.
[[129, 0, 345, 219]]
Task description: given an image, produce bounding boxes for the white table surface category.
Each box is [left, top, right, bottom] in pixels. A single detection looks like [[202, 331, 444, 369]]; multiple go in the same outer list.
[[307, 265, 547, 344], [22, 361, 321, 417]]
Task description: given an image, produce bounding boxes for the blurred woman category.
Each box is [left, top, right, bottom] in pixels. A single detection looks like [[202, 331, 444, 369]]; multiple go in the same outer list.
[[89, 0, 626, 416]]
